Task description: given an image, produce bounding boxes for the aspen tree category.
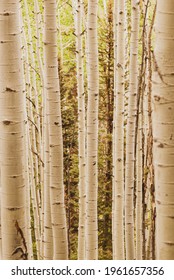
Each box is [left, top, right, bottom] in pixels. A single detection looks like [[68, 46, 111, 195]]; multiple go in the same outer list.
[[25, 126, 33, 260], [152, 0, 174, 260], [24, 1, 42, 236], [33, 0, 47, 257], [24, 99, 33, 260], [22, 22, 33, 257], [43, 118, 53, 259], [86, 0, 99, 260], [33, 0, 45, 258], [0, 0, 27, 259], [146, 2, 156, 260], [43, 0, 68, 260], [23, 24, 41, 259], [136, 104, 143, 260], [135, 0, 150, 260], [73, 0, 86, 260], [112, 0, 125, 260], [125, 0, 139, 260], [19, 6, 32, 259], [43, 22, 53, 259], [139, 0, 149, 259]]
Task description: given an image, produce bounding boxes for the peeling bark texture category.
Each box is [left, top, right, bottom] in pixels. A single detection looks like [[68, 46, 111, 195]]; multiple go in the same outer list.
[[0, 0, 27, 260], [152, 0, 174, 260]]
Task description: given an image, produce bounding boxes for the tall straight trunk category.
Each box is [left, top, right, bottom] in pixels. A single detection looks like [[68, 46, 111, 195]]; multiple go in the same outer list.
[[139, 0, 149, 259], [136, 103, 143, 260], [112, 0, 125, 260], [43, 0, 68, 260], [86, 0, 99, 260], [19, 5, 33, 260], [33, 0, 45, 257], [152, 0, 174, 260], [23, 24, 41, 259], [0, 0, 27, 260], [73, 0, 86, 260], [24, 105, 33, 260], [28, 125, 40, 259], [146, 2, 156, 260], [125, 0, 139, 260], [33, 0, 44, 258], [43, 117, 53, 259], [24, 2, 42, 242]]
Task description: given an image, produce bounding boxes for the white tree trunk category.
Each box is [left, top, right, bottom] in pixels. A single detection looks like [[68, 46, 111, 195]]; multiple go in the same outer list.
[[125, 0, 139, 260], [112, 0, 125, 260], [43, 117, 53, 259], [86, 0, 99, 260], [0, 0, 27, 259], [152, 0, 174, 260], [73, 0, 86, 260], [136, 107, 143, 260], [43, 0, 68, 260]]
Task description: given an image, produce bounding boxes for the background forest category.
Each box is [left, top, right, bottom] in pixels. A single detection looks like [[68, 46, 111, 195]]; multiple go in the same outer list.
[[0, 0, 174, 260]]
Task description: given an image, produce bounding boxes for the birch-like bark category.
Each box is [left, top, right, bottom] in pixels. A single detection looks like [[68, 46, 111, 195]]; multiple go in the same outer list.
[[152, 0, 174, 260], [139, 0, 149, 259], [73, 0, 86, 260], [86, 0, 99, 260], [24, 102, 33, 260], [23, 23, 41, 259], [136, 104, 143, 260], [125, 0, 139, 260], [0, 0, 27, 260], [33, 0, 45, 258], [43, 0, 68, 260], [112, 0, 125, 260], [43, 117, 53, 259]]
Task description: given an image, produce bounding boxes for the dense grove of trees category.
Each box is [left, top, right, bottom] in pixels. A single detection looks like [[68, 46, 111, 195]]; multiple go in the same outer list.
[[0, 0, 174, 260]]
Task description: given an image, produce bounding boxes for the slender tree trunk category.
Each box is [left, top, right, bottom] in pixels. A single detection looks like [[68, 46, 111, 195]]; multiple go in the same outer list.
[[152, 0, 174, 260], [23, 24, 41, 259], [43, 117, 53, 259], [125, 0, 139, 260], [0, 0, 27, 260], [139, 0, 149, 259], [136, 101, 143, 260], [147, 2, 156, 260], [73, 0, 86, 260], [43, 0, 68, 260], [86, 0, 99, 260], [112, 0, 125, 260], [24, 106, 33, 260]]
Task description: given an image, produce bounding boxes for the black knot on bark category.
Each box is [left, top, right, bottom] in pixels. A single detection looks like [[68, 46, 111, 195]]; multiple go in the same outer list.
[[3, 120, 11, 125]]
